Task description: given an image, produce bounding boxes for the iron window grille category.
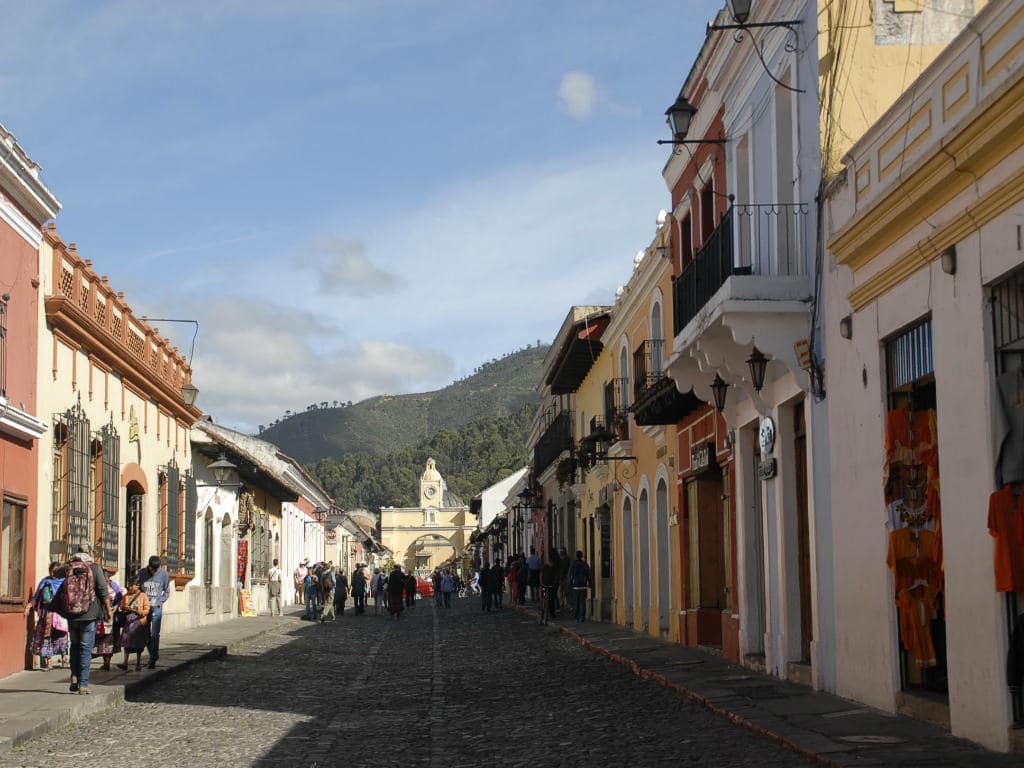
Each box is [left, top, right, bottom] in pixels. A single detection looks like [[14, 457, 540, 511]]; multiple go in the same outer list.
[[52, 399, 90, 553], [183, 471, 197, 575], [604, 379, 630, 442], [990, 267, 1024, 725], [89, 420, 121, 569], [159, 460, 181, 574]]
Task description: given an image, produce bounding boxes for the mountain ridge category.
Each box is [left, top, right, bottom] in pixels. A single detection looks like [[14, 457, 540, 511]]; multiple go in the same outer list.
[[260, 344, 548, 463]]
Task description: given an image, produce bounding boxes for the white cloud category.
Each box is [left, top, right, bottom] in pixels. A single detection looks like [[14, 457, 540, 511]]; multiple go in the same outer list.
[[558, 70, 598, 119], [304, 236, 402, 297], [170, 295, 451, 431]]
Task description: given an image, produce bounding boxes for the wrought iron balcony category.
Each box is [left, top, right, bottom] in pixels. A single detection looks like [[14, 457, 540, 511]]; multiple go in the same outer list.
[[672, 202, 808, 336], [534, 408, 574, 476], [604, 379, 630, 443], [633, 339, 665, 404]]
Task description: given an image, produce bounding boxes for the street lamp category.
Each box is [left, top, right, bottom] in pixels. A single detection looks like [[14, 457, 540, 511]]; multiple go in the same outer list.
[[208, 452, 239, 487], [658, 95, 728, 147], [710, 374, 729, 412], [141, 317, 200, 407], [747, 347, 769, 392]]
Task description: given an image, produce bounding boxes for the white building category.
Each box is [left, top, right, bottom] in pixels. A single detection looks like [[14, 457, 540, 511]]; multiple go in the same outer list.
[[824, 1, 1024, 750]]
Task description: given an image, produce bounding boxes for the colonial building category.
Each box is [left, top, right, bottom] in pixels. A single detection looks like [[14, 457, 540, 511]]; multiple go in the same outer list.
[[34, 226, 202, 636], [379, 459, 473, 577], [0, 123, 60, 678], [661, 0, 973, 692], [825, 1, 1024, 750], [191, 419, 328, 618]]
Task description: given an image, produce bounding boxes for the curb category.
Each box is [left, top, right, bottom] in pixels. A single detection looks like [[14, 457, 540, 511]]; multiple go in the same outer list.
[[513, 604, 839, 768], [0, 622, 282, 754]]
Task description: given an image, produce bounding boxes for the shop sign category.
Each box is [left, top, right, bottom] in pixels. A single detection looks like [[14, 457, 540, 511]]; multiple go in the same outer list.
[[656, 445, 668, 459], [239, 589, 257, 617], [758, 458, 778, 481], [691, 442, 717, 474], [326, 528, 338, 545]]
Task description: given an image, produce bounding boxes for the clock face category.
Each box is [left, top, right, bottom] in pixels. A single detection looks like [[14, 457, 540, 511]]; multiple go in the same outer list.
[[424, 486, 437, 499]]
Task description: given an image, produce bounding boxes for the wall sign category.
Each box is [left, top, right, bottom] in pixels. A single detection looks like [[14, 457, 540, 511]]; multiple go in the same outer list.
[[691, 442, 717, 474], [758, 458, 778, 481], [759, 416, 776, 455]]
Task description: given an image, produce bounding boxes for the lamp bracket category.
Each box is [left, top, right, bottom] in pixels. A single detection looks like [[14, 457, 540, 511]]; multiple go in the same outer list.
[[707, 20, 801, 32]]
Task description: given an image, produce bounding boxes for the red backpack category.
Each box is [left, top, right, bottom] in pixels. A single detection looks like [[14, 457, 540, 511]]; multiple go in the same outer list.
[[59, 560, 96, 617]]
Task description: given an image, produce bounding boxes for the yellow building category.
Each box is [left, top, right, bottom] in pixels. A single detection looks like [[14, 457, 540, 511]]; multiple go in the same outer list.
[[379, 459, 474, 577]]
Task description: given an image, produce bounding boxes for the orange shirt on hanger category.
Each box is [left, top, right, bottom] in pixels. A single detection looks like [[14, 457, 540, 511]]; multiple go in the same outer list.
[[988, 485, 1024, 592]]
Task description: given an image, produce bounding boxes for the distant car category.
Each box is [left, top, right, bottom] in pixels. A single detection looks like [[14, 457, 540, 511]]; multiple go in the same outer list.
[[415, 577, 433, 598]]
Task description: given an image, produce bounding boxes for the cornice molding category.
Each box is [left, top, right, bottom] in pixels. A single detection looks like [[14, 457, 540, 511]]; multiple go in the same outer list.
[[0, 396, 47, 441], [831, 74, 1024, 272], [45, 296, 201, 424]]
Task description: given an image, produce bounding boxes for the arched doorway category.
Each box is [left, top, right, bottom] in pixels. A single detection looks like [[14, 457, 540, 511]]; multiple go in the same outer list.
[[622, 496, 634, 626], [124, 481, 145, 583], [405, 534, 456, 578], [656, 478, 671, 633], [639, 487, 651, 631]]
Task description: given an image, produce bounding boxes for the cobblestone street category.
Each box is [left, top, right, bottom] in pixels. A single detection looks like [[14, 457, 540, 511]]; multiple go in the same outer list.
[[0, 599, 813, 768]]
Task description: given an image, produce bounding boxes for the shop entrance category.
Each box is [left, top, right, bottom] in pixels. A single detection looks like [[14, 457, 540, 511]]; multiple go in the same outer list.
[[747, 436, 767, 657], [656, 478, 671, 633], [884, 319, 947, 698], [124, 488, 144, 583], [203, 510, 214, 612], [686, 471, 726, 646]]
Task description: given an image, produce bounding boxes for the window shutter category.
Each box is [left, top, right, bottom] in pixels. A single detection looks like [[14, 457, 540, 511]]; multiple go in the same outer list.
[[165, 462, 180, 573], [100, 423, 120, 567]]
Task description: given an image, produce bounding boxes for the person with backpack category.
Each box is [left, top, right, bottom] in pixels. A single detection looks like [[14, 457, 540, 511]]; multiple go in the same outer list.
[[56, 545, 111, 694], [139, 556, 170, 669], [569, 550, 592, 623], [372, 568, 387, 614]]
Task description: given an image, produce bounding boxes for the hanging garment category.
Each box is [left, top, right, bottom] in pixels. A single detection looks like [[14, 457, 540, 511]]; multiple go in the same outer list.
[[896, 585, 939, 668], [987, 485, 1024, 592], [886, 408, 937, 468], [887, 527, 942, 592]]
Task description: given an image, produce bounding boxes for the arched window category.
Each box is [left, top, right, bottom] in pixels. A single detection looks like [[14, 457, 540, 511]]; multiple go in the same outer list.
[[650, 301, 664, 373]]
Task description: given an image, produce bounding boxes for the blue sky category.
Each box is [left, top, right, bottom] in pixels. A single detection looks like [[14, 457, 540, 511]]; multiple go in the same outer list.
[[2, 0, 721, 431]]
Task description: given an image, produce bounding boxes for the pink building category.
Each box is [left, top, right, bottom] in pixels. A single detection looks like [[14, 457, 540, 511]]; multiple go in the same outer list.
[[0, 124, 60, 677]]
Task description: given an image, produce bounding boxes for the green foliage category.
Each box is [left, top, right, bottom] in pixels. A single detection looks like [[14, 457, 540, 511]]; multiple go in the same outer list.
[[262, 345, 548, 464], [307, 405, 535, 512]]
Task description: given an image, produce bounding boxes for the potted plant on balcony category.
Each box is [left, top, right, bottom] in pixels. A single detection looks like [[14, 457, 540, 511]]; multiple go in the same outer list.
[[555, 456, 578, 490]]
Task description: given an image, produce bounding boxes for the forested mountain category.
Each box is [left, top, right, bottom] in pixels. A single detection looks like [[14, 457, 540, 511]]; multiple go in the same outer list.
[[260, 344, 547, 464], [307, 405, 535, 512]]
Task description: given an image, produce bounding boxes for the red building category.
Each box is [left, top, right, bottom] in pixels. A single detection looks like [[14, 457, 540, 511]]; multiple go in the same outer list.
[[660, 80, 742, 661], [0, 125, 61, 677]]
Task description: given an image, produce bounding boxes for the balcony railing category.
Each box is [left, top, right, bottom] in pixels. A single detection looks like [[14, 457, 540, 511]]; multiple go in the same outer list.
[[672, 203, 808, 336], [604, 379, 630, 443], [633, 339, 665, 403], [534, 409, 574, 476]]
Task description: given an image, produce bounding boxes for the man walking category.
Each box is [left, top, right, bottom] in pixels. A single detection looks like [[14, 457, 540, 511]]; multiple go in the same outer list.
[[569, 550, 592, 623], [479, 560, 495, 612], [59, 544, 111, 694], [441, 569, 454, 608], [267, 558, 283, 616], [490, 560, 505, 610], [139, 556, 170, 669], [432, 569, 443, 607], [351, 565, 367, 615], [334, 569, 349, 618]]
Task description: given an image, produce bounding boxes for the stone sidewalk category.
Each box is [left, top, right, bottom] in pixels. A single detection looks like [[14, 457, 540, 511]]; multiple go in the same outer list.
[[518, 605, 1022, 767], [0, 608, 304, 753]]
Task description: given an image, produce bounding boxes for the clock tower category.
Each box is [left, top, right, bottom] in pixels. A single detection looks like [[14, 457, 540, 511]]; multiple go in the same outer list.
[[420, 457, 443, 508]]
